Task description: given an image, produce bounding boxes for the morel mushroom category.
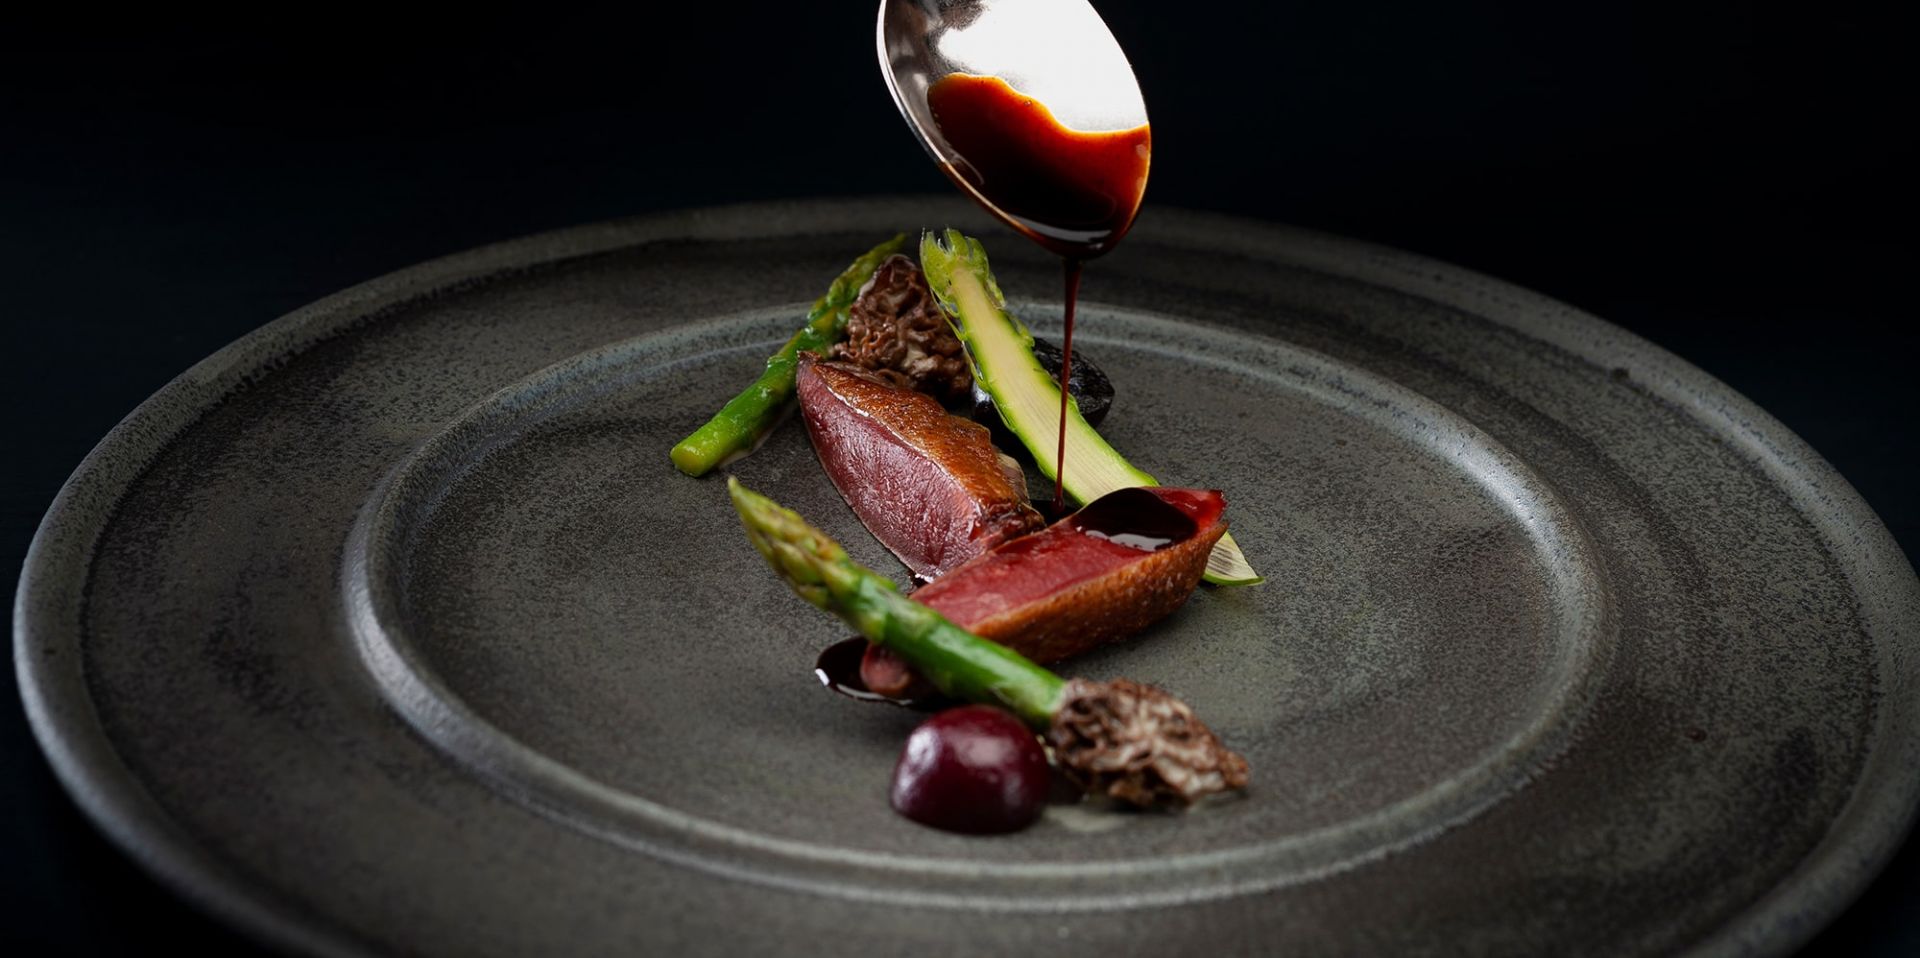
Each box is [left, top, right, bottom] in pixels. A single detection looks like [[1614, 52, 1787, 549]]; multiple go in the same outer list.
[[830, 253, 973, 401]]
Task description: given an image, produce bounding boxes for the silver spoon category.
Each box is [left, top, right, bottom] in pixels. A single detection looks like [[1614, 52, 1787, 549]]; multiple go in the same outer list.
[[876, 0, 1151, 256]]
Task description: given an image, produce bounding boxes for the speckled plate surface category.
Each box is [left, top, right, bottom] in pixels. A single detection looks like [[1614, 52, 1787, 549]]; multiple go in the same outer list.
[[15, 198, 1919, 956]]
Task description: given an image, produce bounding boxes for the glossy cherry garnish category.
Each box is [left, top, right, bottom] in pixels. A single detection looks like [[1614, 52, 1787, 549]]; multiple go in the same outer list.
[[890, 705, 1051, 834]]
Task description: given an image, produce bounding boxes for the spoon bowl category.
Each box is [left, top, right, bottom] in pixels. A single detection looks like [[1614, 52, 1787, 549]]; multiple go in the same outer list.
[[877, 0, 1151, 257]]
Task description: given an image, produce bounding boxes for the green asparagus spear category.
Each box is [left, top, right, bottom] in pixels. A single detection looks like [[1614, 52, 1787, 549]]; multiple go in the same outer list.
[[726, 477, 1250, 806], [917, 229, 1263, 586], [670, 235, 907, 476], [727, 476, 1065, 725]]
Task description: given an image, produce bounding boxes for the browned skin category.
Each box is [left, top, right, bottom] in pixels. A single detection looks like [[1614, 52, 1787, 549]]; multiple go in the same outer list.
[[862, 506, 1228, 697], [1048, 677, 1251, 807], [796, 356, 1044, 581]]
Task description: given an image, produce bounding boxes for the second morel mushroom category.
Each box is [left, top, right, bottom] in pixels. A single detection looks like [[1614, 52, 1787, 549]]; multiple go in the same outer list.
[[727, 477, 1249, 807]]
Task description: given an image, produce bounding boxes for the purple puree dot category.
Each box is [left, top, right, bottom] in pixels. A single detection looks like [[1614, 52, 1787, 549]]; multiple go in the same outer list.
[[889, 705, 1051, 834]]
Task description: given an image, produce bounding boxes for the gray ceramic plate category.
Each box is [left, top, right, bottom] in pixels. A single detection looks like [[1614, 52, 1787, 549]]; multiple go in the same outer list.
[[16, 198, 1919, 956]]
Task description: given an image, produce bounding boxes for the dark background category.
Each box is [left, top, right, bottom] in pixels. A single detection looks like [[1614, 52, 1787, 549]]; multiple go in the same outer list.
[[4, 3, 1913, 954]]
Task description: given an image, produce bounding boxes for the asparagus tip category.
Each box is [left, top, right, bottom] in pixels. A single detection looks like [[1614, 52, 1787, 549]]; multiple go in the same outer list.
[[727, 477, 855, 612]]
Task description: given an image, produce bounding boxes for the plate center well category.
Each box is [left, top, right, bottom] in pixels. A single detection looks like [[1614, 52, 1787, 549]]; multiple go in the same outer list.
[[344, 304, 1614, 906]]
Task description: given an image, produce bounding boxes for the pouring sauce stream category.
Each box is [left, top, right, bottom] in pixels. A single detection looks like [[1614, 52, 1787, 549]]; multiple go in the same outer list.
[[927, 73, 1150, 512]]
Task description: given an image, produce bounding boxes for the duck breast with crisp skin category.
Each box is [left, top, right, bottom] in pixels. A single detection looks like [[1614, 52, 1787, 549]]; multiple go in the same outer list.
[[795, 355, 1045, 581], [861, 486, 1230, 697]]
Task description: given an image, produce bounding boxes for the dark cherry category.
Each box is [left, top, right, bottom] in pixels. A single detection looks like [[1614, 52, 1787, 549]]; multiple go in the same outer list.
[[890, 705, 1051, 834]]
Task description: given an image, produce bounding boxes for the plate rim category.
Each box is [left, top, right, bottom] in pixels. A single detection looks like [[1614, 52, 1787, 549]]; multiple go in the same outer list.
[[14, 195, 1919, 956]]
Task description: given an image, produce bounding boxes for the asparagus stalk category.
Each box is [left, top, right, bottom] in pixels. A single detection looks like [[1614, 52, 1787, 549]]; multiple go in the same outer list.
[[728, 476, 1064, 724], [728, 477, 1249, 806], [917, 229, 1263, 586], [670, 235, 907, 476]]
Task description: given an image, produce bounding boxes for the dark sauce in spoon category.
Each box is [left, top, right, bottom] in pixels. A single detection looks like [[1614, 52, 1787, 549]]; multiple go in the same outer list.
[[927, 73, 1150, 513]]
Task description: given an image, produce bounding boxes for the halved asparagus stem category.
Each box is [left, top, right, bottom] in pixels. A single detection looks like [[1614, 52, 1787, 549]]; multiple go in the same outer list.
[[727, 477, 1249, 806], [670, 235, 907, 476], [919, 229, 1263, 586]]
